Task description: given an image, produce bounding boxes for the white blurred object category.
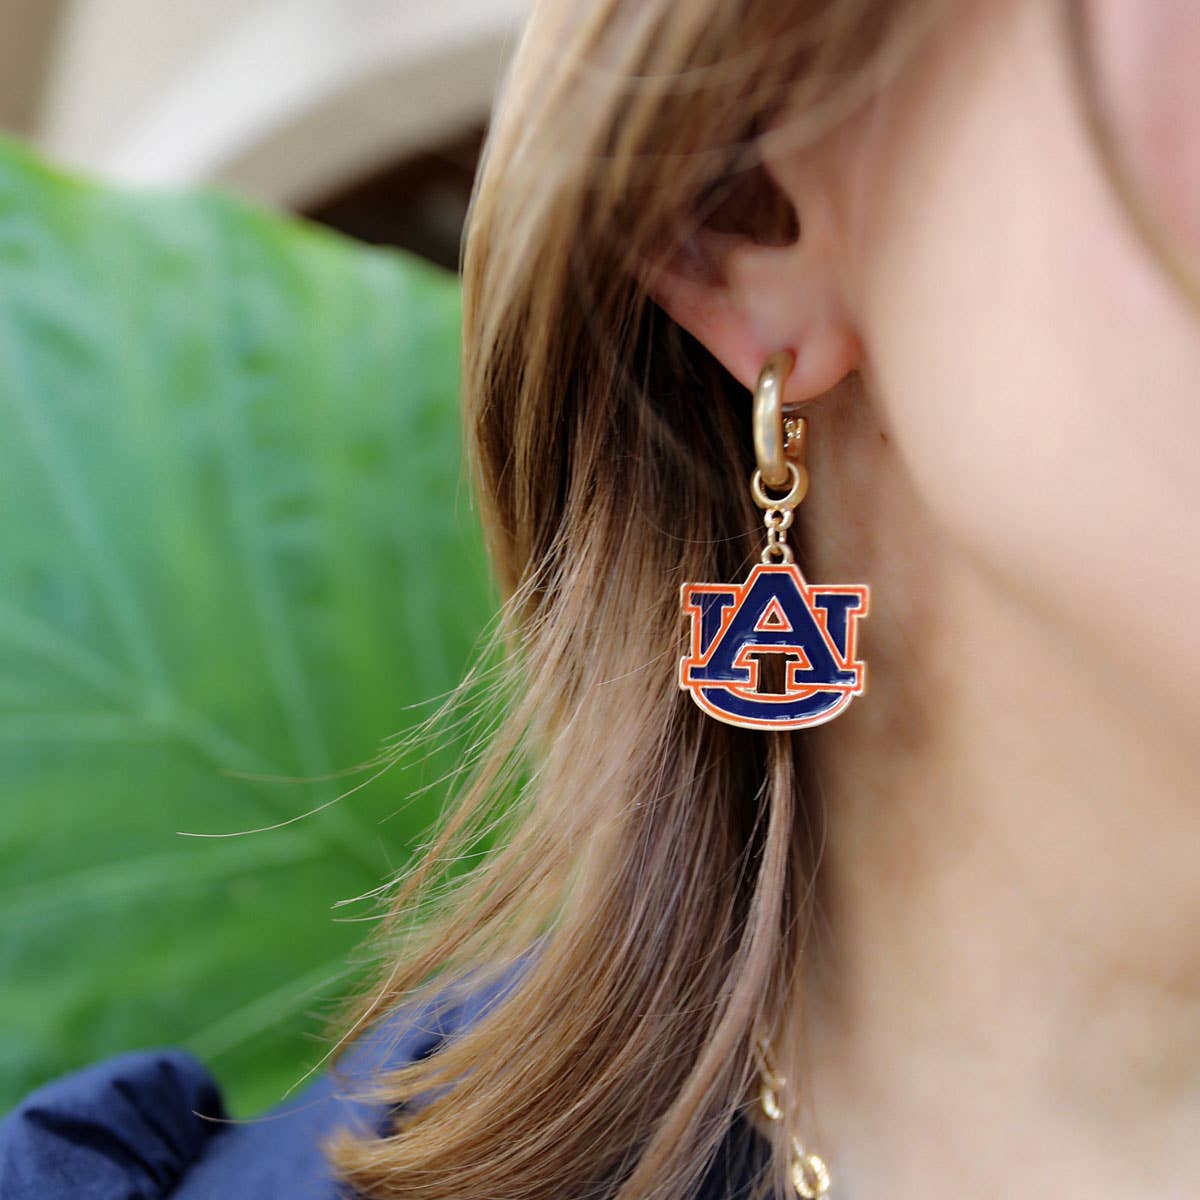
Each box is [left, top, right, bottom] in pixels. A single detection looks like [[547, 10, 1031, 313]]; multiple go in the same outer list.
[[36, 0, 526, 206]]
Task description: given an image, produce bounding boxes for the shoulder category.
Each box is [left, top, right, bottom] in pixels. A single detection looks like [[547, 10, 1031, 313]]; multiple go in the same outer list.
[[0, 964, 521, 1200], [0, 1049, 223, 1199], [0, 959, 766, 1199]]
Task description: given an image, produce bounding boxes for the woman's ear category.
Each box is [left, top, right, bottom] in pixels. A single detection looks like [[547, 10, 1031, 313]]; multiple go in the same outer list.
[[643, 150, 864, 408]]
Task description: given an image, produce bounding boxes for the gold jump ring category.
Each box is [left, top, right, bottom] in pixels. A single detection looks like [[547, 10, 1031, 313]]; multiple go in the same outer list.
[[751, 461, 809, 511]]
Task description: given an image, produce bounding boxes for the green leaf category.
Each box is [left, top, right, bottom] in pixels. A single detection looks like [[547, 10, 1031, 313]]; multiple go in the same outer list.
[[0, 136, 495, 1115]]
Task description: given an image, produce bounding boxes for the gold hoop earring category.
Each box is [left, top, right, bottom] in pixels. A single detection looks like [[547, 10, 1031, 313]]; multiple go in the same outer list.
[[752, 350, 808, 493], [678, 350, 871, 731]]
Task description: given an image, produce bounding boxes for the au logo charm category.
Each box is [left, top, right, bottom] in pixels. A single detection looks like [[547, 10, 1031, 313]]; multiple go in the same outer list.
[[678, 352, 870, 732], [679, 561, 869, 730]]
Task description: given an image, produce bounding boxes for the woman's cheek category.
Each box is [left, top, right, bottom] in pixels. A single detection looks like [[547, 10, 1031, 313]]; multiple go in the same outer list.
[[1088, 0, 1200, 254]]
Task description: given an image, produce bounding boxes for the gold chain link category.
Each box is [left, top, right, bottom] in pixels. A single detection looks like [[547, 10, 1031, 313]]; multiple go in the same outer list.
[[761, 507, 795, 564], [752, 454, 807, 565], [754, 1034, 832, 1199]]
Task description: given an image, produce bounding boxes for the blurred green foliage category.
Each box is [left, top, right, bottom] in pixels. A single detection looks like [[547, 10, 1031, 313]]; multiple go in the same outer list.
[[0, 137, 495, 1116]]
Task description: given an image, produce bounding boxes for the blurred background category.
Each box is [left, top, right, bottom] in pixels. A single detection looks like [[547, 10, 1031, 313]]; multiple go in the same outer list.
[[0, 0, 525, 1118], [1, 0, 528, 265]]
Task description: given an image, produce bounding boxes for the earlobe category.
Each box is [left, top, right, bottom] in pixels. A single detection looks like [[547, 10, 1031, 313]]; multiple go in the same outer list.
[[788, 319, 864, 405], [645, 224, 863, 408]]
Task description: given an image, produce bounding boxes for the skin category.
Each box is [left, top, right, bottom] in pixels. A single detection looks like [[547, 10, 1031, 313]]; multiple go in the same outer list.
[[652, 1, 1200, 1197]]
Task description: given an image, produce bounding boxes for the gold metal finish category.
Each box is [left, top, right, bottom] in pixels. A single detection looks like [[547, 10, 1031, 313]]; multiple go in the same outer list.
[[760, 508, 795, 565], [754, 1033, 833, 1198], [791, 1145, 832, 1199], [754, 1036, 787, 1119], [752, 350, 800, 489], [783, 414, 808, 463], [751, 461, 808, 566], [750, 353, 810, 563], [751, 460, 809, 512]]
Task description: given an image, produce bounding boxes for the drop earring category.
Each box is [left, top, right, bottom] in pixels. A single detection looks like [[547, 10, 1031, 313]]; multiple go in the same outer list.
[[678, 351, 870, 731]]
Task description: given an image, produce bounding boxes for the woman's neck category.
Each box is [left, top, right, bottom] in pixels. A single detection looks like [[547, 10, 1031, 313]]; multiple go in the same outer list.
[[795, 489, 1200, 1200]]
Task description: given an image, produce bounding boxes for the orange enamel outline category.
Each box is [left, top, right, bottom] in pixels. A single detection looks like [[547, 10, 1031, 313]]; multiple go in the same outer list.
[[677, 562, 871, 731], [753, 596, 793, 633]]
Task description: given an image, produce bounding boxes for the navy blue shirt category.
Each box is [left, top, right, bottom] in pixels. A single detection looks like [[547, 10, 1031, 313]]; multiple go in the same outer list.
[[0, 970, 766, 1198]]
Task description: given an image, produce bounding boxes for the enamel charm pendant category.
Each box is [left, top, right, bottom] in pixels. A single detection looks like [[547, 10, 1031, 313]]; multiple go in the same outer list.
[[678, 353, 870, 731]]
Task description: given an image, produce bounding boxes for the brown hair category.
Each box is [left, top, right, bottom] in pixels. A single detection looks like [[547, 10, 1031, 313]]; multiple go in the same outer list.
[[306, 1, 1136, 1197]]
